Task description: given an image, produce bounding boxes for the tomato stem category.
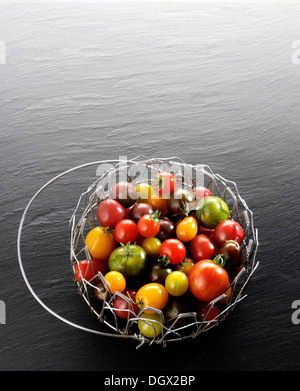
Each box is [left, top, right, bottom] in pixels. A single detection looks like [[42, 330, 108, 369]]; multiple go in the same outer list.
[[213, 254, 226, 268]]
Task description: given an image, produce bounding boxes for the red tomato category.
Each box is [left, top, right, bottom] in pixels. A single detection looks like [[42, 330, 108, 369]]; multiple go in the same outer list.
[[198, 226, 215, 239], [159, 238, 186, 265], [114, 219, 139, 244], [137, 211, 160, 238], [97, 199, 125, 228], [190, 234, 217, 262], [197, 302, 220, 323], [74, 258, 109, 283], [152, 172, 176, 196], [113, 289, 140, 319], [193, 186, 212, 199], [213, 220, 244, 247], [188, 259, 229, 302]]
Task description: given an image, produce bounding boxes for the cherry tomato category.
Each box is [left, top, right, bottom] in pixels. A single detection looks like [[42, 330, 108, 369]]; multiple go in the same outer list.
[[152, 172, 176, 196], [142, 237, 162, 258], [110, 181, 137, 208], [167, 188, 195, 221], [113, 219, 139, 244], [164, 297, 191, 326], [104, 271, 126, 294], [97, 199, 125, 228], [197, 302, 220, 323], [146, 261, 173, 284], [148, 193, 168, 215], [94, 280, 110, 302], [198, 226, 215, 239], [129, 202, 155, 223], [176, 216, 198, 242], [188, 259, 229, 302], [159, 238, 186, 265], [137, 211, 160, 238], [175, 257, 195, 276], [138, 313, 163, 338], [165, 271, 189, 297], [193, 186, 212, 199], [113, 289, 140, 319], [136, 183, 154, 203], [85, 226, 116, 261], [157, 218, 176, 242], [136, 283, 169, 313], [108, 243, 147, 280], [74, 258, 109, 283], [218, 240, 242, 276], [193, 196, 229, 229], [213, 220, 244, 247], [189, 234, 217, 262]]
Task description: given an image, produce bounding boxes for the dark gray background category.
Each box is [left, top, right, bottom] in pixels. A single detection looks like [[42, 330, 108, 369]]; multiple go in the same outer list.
[[1, 1, 299, 371]]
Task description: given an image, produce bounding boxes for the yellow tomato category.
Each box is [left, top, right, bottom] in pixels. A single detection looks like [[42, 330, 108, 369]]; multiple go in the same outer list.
[[85, 226, 116, 261], [136, 183, 154, 203], [138, 313, 163, 339], [176, 216, 198, 242]]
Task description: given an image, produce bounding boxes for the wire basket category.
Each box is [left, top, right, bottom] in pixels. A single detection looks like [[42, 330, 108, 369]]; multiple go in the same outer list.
[[69, 156, 259, 348]]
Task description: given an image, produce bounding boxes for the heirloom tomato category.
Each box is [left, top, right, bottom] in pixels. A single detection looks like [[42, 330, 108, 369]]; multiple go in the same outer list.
[[136, 183, 154, 203], [108, 243, 147, 279], [74, 258, 109, 283], [188, 259, 229, 302], [113, 219, 139, 244], [129, 203, 154, 223], [137, 210, 161, 238], [189, 234, 217, 262], [193, 196, 229, 229], [142, 237, 162, 258], [152, 172, 176, 196], [113, 289, 140, 319], [138, 313, 162, 338], [104, 271, 126, 294], [85, 226, 116, 261], [165, 271, 189, 297], [97, 199, 125, 229], [136, 283, 169, 313], [159, 238, 186, 265], [213, 220, 244, 247], [176, 216, 198, 242]]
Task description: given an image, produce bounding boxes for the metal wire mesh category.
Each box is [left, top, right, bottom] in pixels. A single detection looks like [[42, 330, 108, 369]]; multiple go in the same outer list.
[[70, 157, 259, 348]]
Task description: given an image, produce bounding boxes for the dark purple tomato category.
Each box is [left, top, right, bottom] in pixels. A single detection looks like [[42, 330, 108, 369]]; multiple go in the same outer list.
[[129, 203, 155, 223], [156, 219, 176, 242]]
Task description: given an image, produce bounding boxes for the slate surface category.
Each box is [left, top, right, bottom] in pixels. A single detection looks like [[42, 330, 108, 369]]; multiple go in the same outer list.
[[0, 1, 299, 371]]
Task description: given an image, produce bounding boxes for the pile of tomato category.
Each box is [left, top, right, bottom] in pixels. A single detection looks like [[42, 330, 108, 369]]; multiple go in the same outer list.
[[74, 172, 245, 339]]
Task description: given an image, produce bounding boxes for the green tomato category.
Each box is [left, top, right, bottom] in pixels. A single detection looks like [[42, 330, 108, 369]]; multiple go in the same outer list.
[[138, 312, 163, 339], [108, 243, 147, 279], [193, 196, 229, 229]]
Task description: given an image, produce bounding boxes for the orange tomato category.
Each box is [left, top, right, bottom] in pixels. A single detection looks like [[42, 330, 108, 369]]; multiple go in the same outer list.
[[176, 216, 198, 242], [104, 271, 126, 294], [136, 283, 169, 314], [85, 226, 116, 261], [148, 194, 168, 215]]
